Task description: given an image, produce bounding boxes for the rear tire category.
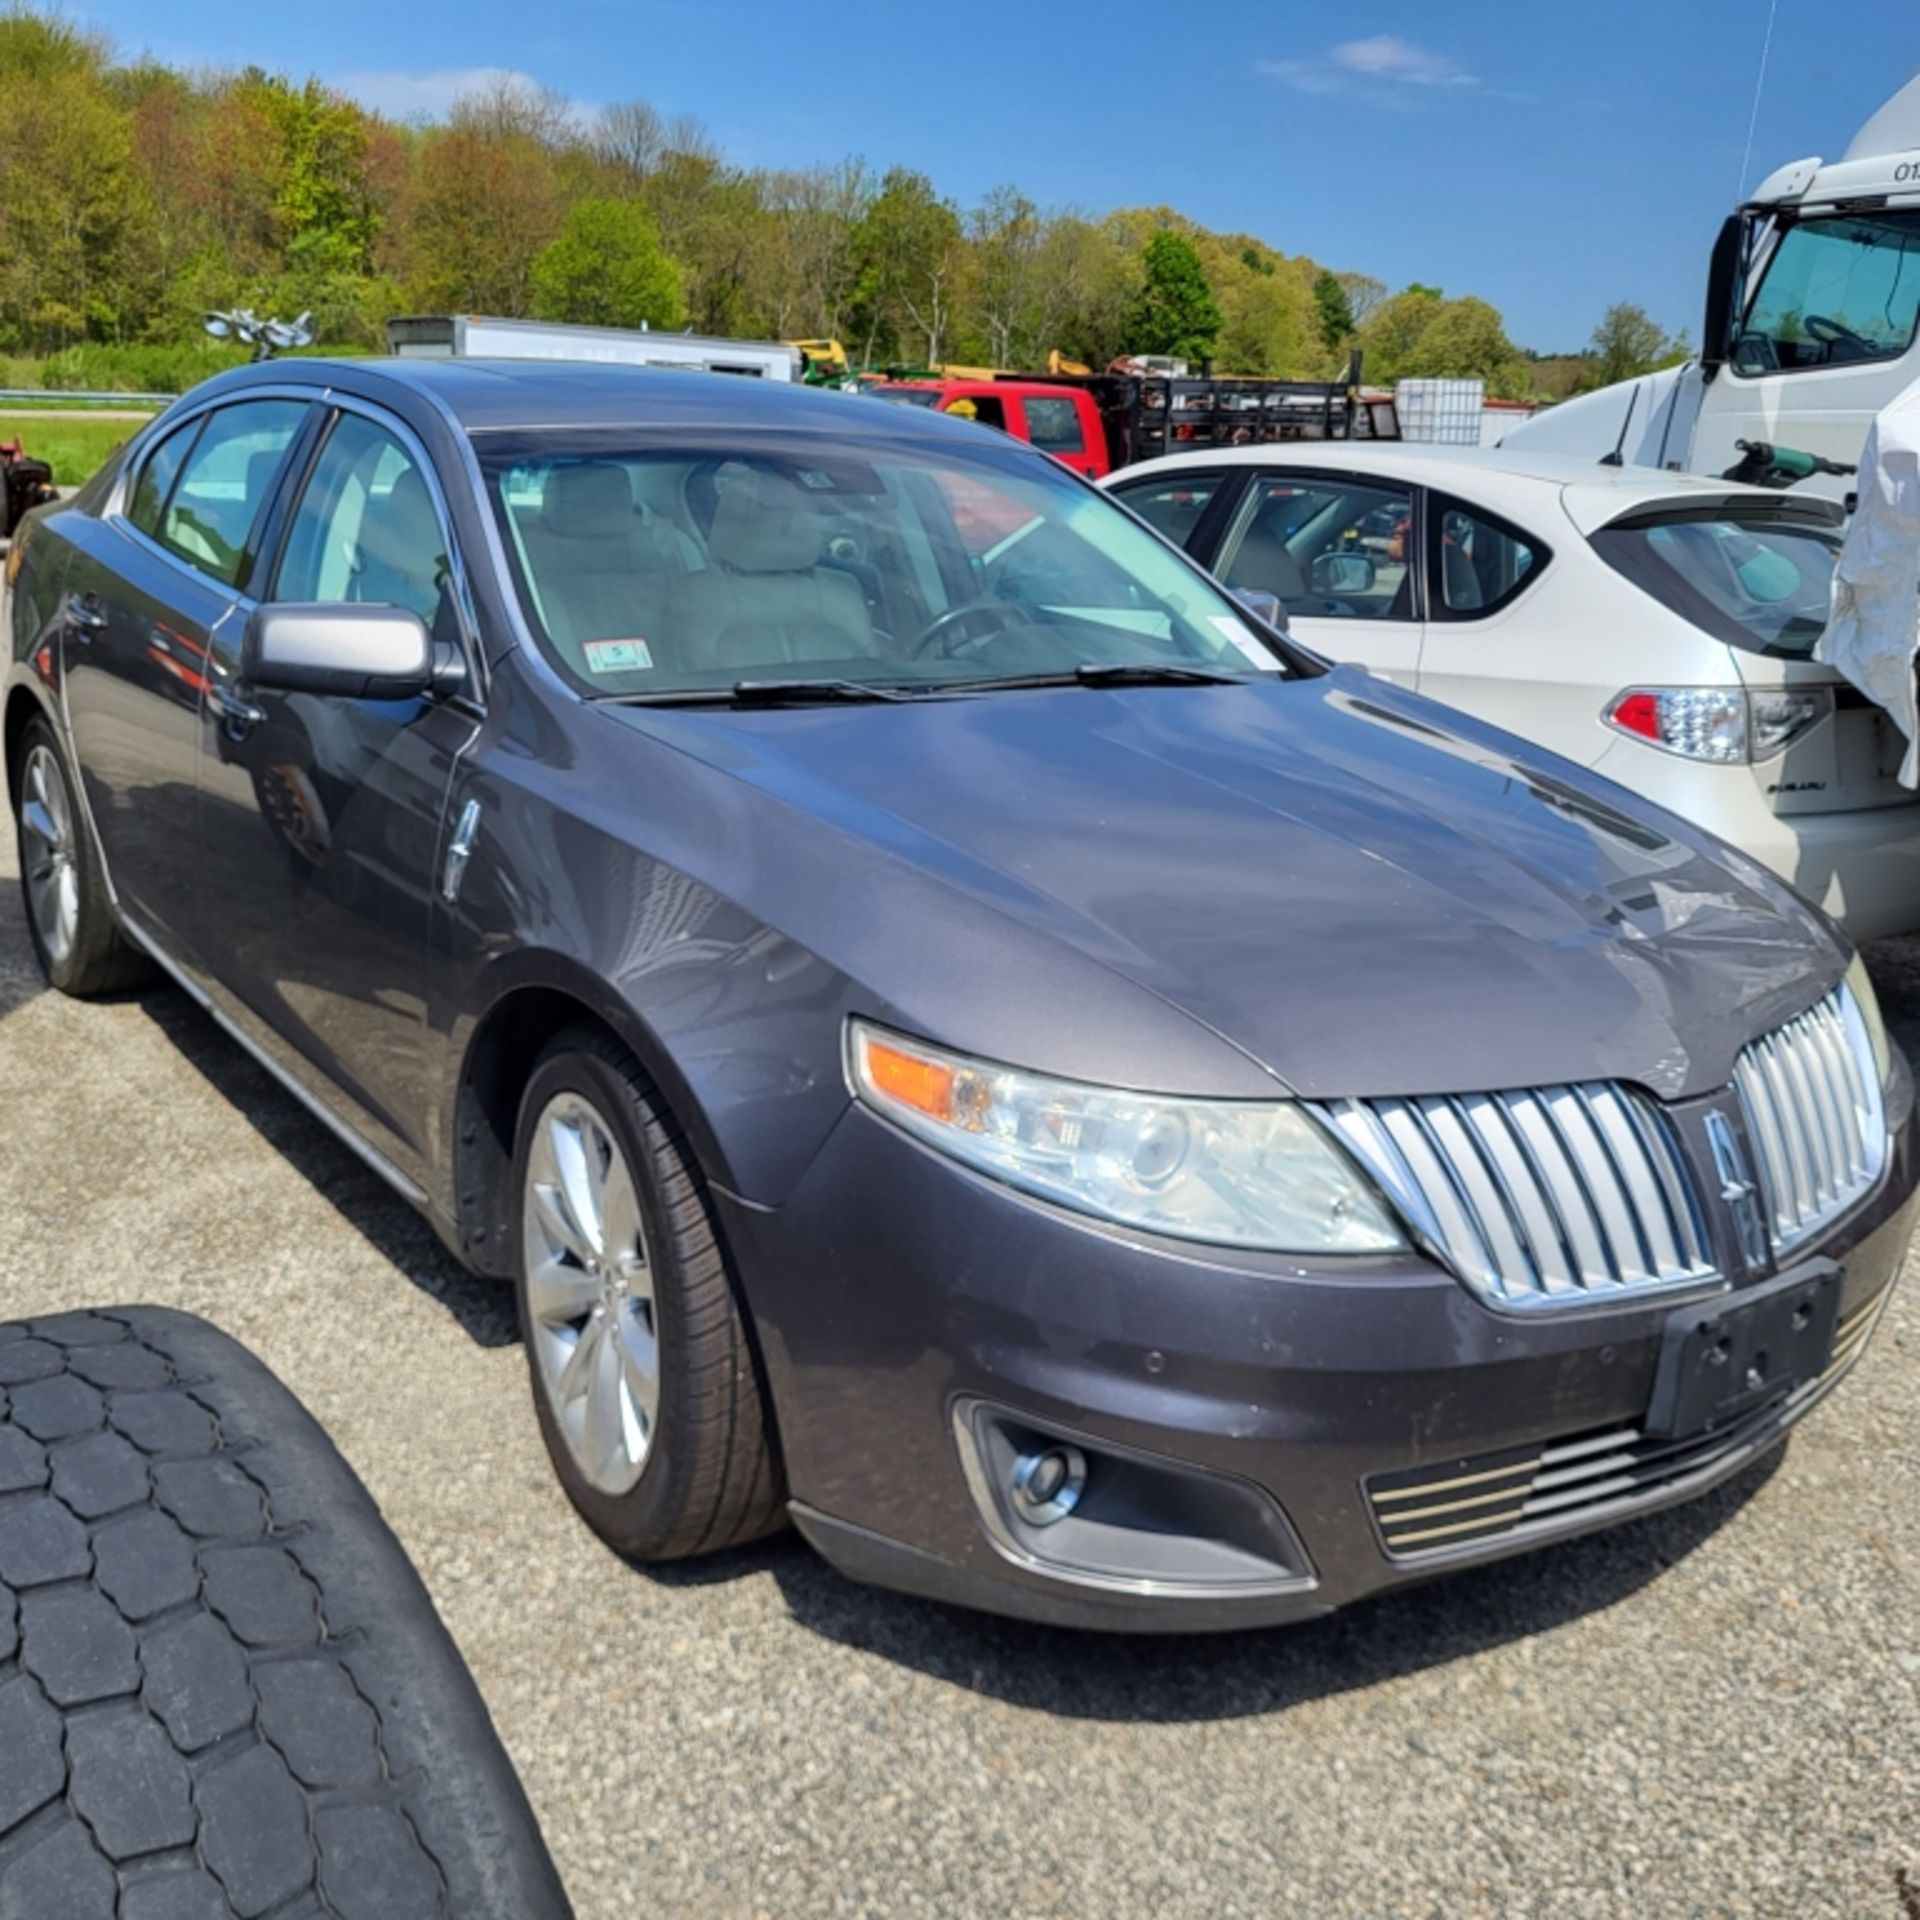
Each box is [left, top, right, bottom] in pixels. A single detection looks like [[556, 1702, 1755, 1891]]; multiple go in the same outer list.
[[511, 1028, 784, 1560], [10, 714, 150, 996]]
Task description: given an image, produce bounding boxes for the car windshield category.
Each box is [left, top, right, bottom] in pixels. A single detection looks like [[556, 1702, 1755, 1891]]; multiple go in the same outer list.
[[476, 429, 1289, 698], [1588, 509, 1841, 658]]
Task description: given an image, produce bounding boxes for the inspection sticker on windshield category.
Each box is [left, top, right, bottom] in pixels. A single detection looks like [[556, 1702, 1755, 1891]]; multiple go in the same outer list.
[[1210, 615, 1280, 670], [583, 639, 654, 674]]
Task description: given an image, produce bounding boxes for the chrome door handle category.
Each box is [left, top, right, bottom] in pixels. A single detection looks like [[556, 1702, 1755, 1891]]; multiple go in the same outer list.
[[64, 592, 105, 636], [207, 682, 266, 735]]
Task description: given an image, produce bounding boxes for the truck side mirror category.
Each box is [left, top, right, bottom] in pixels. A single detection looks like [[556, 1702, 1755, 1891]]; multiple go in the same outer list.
[[1701, 213, 1745, 382]]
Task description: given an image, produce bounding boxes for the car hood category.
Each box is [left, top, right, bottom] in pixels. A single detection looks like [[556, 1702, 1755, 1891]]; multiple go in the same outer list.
[[605, 668, 1839, 1102]]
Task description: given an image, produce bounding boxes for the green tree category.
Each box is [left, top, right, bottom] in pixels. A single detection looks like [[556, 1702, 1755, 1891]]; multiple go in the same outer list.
[[1122, 230, 1221, 360], [1403, 296, 1525, 395], [401, 85, 565, 314], [1312, 269, 1354, 351], [530, 196, 686, 329], [1586, 302, 1688, 388], [1355, 285, 1443, 381], [851, 168, 963, 365]]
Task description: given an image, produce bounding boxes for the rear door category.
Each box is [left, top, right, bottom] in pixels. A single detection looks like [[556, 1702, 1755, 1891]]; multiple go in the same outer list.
[[60, 396, 310, 957], [190, 400, 479, 1180], [1205, 467, 1425, 685]]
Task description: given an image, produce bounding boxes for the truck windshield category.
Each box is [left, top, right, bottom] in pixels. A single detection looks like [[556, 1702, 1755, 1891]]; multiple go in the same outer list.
[[1588, 510, 1840, 658], [476, 428, 1292, 698], [1736, 209, 1920, 373]]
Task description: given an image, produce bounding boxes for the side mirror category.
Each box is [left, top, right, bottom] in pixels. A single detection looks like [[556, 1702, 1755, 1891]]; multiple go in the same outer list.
[[1310, 552, 1376, 596], [243, 604, 434, 700], [1228, 586, 1285, 627]]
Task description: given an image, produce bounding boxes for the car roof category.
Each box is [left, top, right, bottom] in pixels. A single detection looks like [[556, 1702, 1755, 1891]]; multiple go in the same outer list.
[[1110, 441, 1807, 536], [207, 355, 998, 447]]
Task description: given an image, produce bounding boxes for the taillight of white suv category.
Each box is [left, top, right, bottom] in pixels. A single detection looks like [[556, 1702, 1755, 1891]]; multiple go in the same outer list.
[[1603, 687, 1833, 764]]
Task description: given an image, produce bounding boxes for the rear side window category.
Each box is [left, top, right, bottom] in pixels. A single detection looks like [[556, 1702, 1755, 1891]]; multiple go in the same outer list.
[[1022, 396, 1084, 454], [1108, 471, 1227, 549], [1429, 496, 1545, 620], [1589, 510, 1840, 658], [157, 400, 308, 589]]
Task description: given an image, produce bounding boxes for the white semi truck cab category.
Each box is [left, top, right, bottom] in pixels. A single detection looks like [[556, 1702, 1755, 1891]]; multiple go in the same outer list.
[[1503, 72, 1920, 499]]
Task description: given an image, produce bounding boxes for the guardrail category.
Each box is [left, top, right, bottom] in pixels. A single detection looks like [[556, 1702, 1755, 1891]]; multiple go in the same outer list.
[[0, 388, 171, 406]]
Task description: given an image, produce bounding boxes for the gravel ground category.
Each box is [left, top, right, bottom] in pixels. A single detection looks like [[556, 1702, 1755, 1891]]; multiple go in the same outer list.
[[2, 824, 1918, 1920]]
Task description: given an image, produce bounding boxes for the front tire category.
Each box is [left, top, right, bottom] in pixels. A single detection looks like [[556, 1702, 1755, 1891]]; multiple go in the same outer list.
[[511, 1028, 783, 1559], [11, 715, 150, 996]]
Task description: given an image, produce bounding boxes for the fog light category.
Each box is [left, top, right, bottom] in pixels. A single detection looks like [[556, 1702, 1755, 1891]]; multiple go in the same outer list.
[[1010, 1444, 1087, 1527]]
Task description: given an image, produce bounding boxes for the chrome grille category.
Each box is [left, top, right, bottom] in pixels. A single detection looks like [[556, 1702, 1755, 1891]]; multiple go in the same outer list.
[[1733, 986, 1886, 1256], [1367, 1285, 1890, 1559], [1321, 1083, 1715, 1311]]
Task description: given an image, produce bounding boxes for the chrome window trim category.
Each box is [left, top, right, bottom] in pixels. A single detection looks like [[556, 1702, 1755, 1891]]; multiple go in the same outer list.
[[107, 381, 489, 714]]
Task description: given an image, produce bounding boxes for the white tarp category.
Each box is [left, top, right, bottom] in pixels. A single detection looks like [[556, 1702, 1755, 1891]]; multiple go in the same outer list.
[[1819, 381, 1920, 785]]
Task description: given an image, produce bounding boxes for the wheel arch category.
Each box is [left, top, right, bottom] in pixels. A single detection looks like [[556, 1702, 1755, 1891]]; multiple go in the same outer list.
[[447, 951, 737, 1279], [3, 679, 57, 800]]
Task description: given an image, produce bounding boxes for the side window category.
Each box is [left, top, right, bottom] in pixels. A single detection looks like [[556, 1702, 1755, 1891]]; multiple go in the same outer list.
[[1109, 471, 1226, 550], [1022, 396, 1084, 454], [1429, 495, 1546, 620], [157, 401, 308, 589], [275, 413, 449, 630], [127, 419, 203, 537], [945, 395, 1008, 431], [1216, 474, 1415, 621]]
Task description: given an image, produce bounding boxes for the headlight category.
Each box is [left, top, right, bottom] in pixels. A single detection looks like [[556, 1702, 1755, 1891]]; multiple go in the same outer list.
[[846, 1020, 1405, 1254], [1845, 953, 1893, 1086]]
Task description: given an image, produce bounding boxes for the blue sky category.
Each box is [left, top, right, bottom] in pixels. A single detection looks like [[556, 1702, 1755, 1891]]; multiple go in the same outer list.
[[70, 0, 1920, 351]]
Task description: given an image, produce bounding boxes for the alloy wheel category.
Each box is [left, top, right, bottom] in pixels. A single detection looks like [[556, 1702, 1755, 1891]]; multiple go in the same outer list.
[[522, 1091, 660, 1495], [19, 743, 80, 970]]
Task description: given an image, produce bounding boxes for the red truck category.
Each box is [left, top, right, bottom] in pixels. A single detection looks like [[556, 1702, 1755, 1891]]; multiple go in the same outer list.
[[868, 368, 1398, 478], [868, 380, 1112, 477]]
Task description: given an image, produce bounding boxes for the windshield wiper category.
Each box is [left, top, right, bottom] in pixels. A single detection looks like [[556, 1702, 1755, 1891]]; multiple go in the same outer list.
[[950, 663, 1254, 694], [595, 678, 919, 708]]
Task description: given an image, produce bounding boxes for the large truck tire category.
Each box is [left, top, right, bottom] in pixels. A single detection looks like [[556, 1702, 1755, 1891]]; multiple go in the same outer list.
[[0, 1307, 573, 1920]]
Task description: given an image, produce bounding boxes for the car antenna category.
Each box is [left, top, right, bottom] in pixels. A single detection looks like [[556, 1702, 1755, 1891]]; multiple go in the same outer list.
[[1599, 380, 1642, 468]]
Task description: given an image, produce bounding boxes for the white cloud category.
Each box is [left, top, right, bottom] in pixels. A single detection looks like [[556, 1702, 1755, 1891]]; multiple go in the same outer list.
[[1260, 36, 1478, 101], [332, 65, 551, 122]]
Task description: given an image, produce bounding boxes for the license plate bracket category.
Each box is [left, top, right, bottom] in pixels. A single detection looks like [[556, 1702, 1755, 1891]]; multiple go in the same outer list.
[[1643, 1259, 1842, 1440]]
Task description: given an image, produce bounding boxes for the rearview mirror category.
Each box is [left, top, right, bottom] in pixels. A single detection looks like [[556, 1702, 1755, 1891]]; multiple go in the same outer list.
[[243, 604, 435, 700], [1310, 552, 1377, 597], [1228, 587, 1284, 627]]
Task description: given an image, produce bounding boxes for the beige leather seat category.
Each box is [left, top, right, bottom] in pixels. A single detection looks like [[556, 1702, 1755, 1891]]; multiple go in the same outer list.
[[667, 473, 873, 675], [519, 463, 689, 671]]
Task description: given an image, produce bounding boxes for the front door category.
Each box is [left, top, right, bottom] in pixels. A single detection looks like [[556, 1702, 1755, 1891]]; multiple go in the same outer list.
[[61, 398, 308, 957], [1204, 468, 1426, 688], [191, 405, 477, 1180]]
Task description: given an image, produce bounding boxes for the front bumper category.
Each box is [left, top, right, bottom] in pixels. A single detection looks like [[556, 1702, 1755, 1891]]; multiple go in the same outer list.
[[718, 1074, 1918, 1632]]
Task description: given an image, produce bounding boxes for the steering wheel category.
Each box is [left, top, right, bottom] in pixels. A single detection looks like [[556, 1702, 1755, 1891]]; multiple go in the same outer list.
[[911, 599, 1018, 660], [1804, 314, 1874, 352]]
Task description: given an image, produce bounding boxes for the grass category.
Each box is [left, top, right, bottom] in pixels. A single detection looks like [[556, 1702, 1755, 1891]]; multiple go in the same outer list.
[[0, 414, 143, 486]]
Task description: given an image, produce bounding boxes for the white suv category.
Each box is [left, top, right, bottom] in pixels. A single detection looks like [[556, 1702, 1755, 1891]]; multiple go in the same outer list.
[[1106, 444, 1920, 942]]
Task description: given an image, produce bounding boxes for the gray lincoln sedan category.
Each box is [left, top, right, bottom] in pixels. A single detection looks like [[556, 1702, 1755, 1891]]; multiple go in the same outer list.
[[6, 357, 1914, 1630]]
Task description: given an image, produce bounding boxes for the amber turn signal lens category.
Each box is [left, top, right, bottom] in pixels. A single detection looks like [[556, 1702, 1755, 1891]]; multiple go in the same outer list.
[[860, 1035, 955, 1122]]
